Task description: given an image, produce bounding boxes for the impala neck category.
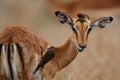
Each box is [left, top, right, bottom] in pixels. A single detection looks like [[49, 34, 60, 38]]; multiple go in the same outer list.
[[55, 34, 78, 71]]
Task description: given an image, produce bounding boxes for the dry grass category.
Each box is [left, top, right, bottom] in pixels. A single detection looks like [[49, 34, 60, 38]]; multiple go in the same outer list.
[[0, 0, 120, 80]]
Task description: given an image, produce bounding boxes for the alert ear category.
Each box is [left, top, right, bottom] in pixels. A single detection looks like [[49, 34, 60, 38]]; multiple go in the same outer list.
[[55, 11, 78, 34], [90, 17, 113, 28], [55, 11, 73, 25]]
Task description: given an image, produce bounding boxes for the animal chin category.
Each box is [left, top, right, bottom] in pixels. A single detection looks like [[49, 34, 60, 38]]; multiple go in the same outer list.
[[76, 47, 84, 52]]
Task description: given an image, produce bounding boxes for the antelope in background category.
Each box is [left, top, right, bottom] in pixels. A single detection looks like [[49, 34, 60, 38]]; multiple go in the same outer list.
[[47, 0, 120, 16], [0, 11, 113, 80]]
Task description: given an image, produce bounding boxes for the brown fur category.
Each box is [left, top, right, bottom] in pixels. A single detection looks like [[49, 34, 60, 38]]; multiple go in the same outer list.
[[41, 19, 90, 80], [0, 10, 113, 79], [0, 20, 90, 80], [0, 26, 48, 80], [40, 34, 78, 80]]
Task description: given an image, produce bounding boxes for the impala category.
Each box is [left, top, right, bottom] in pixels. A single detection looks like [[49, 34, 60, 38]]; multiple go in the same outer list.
[[33, 11, 113, 80], [0, 11, 113, 80]]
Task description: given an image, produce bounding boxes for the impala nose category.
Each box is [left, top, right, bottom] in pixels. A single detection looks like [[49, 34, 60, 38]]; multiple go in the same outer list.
[[79, 44, 86, 49], [76, 44, 86, 52], [80, 45, 86, 49]]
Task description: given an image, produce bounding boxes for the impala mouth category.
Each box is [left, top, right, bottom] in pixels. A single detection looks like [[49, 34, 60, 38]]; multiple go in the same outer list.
[[75, 46, 84, 52]]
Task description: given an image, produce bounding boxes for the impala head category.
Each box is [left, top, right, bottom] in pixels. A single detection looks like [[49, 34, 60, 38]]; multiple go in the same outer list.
[[55, 11, 113, 52]]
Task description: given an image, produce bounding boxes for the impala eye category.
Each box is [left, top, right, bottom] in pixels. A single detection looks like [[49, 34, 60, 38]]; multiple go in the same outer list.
[[87, 26, 92, 34], [87, 27, 92, 34]]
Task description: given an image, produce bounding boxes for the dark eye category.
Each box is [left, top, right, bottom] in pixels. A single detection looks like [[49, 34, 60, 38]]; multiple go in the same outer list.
[[71, 26, 77, 34], [87, 27, 92, 34]]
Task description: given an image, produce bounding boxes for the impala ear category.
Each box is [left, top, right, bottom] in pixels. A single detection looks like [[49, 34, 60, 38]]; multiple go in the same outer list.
[[91, 17, 113, 28], [55, 11, 73, 25], [55, 11, 78, 34]]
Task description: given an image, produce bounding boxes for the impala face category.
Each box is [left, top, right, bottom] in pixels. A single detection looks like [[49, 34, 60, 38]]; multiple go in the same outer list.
[[55, 11, 113, 52]]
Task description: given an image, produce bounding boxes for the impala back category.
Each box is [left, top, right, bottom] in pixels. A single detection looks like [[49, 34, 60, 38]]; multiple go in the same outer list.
[[0, 26, 48, 80]]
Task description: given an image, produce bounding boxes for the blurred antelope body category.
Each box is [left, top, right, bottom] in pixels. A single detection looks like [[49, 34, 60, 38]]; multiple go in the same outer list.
[[0, 26, 48, 80], [0, 11, 113, 80]]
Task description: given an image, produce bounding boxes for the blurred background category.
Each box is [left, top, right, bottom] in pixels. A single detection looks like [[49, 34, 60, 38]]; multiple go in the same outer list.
[[0, 0, 120, 80]]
